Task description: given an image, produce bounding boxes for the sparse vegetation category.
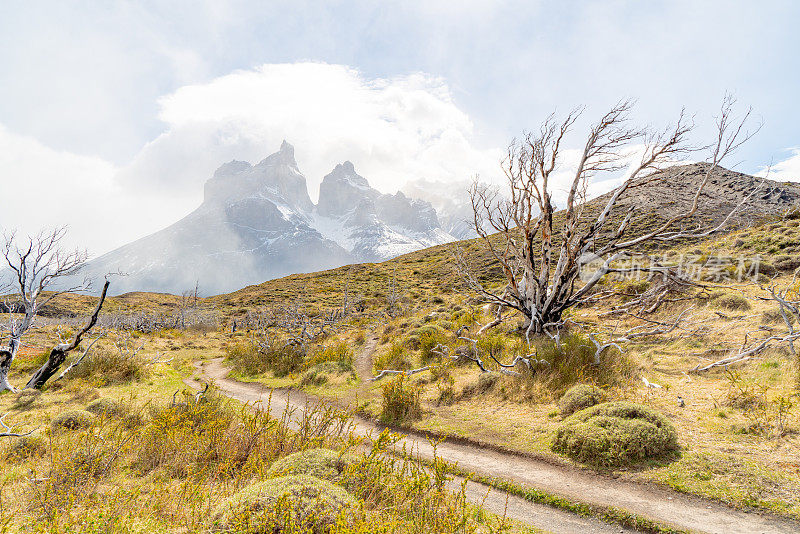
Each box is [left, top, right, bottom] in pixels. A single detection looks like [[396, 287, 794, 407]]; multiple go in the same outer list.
[[85, 397, 127, 417]]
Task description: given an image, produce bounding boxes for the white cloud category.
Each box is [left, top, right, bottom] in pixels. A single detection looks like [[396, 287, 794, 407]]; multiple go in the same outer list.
[[0, 63, 503, 255], [759, 148, 800, 182], [0, 125, 197, 256], [120, 63, 503, 200]]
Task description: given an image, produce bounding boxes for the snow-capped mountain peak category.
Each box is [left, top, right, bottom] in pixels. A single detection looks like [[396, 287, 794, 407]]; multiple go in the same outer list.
[[79, 143, 455, 295]]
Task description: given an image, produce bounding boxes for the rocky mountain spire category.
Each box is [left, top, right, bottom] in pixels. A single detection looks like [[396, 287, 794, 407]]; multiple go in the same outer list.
[[203, 141, 313, 212]]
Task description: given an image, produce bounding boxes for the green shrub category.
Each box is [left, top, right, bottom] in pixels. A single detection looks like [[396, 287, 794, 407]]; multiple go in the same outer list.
[[419, 327, 448, 364], [226, 342, 263, 375], [51, 410, 95, 431], [380, 374, 422, 426], [476, 332, 508, 366], [551, 401, 679, 467], [267, 448, 355, 482], [306, 341, 354, 370], [558, 384, 606, 417], [85, 398, 126, 417], [209, 475, 355, 533]]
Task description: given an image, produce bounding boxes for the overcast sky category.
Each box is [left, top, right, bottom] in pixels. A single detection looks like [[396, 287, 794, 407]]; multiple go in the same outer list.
[[0, 0, 798, 256]]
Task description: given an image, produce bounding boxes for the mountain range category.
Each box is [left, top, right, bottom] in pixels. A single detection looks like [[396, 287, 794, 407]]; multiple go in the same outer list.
[[71, 146, 800, 296], [81, 142, 455, 295]]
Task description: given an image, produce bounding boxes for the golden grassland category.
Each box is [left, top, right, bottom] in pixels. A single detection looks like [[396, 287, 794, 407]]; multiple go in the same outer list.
[[4, 214, 800, 529], [0, 327, 541, 534]]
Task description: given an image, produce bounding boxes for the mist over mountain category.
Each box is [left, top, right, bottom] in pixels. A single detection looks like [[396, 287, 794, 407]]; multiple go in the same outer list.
[[402, 178, 478, 239], [78, 142, 455, 295]]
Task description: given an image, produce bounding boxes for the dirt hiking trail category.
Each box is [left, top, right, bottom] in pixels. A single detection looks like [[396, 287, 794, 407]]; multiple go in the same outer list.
[[187, 358, 800, 534]]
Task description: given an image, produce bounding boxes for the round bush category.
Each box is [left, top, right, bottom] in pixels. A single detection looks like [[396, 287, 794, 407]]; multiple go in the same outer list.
[[85, 398, 126, 417], [51, 410, 95, 431], [558, 384, 605, 417], [267, 448, 355, 482], [210, 475, 356, 533], [551, 401, 679, 467]]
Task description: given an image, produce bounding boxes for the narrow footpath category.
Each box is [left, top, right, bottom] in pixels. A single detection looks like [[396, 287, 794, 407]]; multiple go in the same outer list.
[[186, 358, 800, 534]]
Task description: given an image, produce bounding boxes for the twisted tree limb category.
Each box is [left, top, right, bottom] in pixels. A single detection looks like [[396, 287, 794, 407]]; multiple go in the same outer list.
[[0, 412, 38, 438]]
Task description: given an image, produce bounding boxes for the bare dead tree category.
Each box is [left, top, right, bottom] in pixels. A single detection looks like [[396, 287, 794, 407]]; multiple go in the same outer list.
[[25, 280, 109, 389], [0, 228, 92, 392], [386, 266, 404, 318], [461, 96, 759, 341]]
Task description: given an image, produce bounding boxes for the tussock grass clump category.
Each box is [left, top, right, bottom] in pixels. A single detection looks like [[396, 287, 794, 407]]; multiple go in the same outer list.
[[531, 332, 634, 393], [615, 279, 650, 300], [775, 255, 800, 273], [85, 397, 126, 417], [6, 433, 46, 461], [67, 348, 147, 385], [713, 293, 751, 311], [209, 474, 356, 533], [227, 340, 306, 377], [300, 361, 355, 386], [460, 372, 499, 399], [267, 448, 355, 482], [51, 410, 95, 431], [762, 307, 797, 325], [552, 401, 679, 467], [558, 384, 606, 417], [380, 374, 422, 426]]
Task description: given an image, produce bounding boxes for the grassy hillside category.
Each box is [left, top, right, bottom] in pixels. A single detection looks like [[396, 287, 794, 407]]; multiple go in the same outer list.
[[215, 211, 800, 518]]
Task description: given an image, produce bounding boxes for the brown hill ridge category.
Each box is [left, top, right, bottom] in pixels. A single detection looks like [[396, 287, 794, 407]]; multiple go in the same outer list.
[[609, 162, 800, 223]]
